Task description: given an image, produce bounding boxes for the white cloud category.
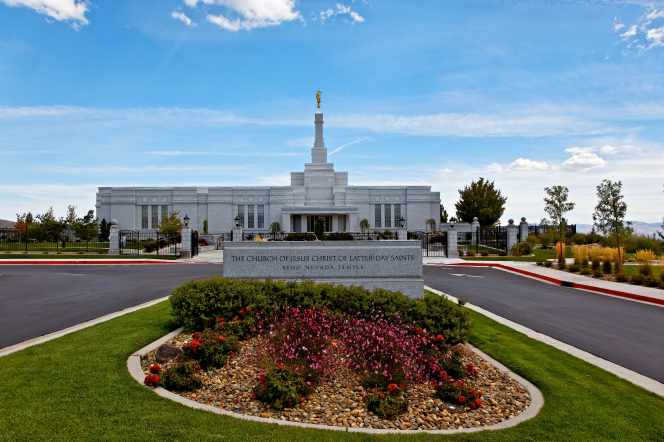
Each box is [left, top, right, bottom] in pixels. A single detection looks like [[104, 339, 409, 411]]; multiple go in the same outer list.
[[613, 19, 625, 32], [171, 11, 196, 26], [621, 24, 638, 39], [616, 6, 664, 52], [646, 26, 664, 47], [1, 0, 89, 27], [564, 146, 596, 154], [508, 158, 549, 171], [561, 152, 607, 172], [599, 144, 640, 154], [439, 168, 453, 174], [328, 136, 371, 155], [486, 163, 504, 173], [200, 0, 301, 31], [317, 3, 364, 25]]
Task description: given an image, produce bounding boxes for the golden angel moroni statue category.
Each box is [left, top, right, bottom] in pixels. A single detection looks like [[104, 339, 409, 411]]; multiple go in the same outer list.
[[316, 91, 322, 108]]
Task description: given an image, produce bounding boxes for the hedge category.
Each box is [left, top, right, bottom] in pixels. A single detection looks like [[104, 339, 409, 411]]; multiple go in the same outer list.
[[170, 278, 473, 345]]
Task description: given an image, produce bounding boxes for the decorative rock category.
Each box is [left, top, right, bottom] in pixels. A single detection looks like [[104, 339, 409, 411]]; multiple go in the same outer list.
[[155, 344, 183, 363], [453, 343, 474, 357]]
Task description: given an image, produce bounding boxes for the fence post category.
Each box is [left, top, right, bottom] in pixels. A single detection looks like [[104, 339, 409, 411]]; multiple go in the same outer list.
[[180, 226, 192, 258], [232, 226, 243, 242], [446, 228, 459, 258], [108, 220, 119, 255], [506, 219, 518, 254], [471, 217, 480, 247], [519, 217, 528, 243]]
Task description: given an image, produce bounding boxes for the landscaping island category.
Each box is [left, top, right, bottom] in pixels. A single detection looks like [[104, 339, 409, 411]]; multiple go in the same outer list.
[[136, 278, 535, 431]]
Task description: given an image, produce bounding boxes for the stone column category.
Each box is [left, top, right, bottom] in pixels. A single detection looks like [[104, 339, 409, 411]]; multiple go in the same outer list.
[[519, 217, 529, 243], [232, 227, 243, 242], [332, 215, 339, 232], [397, 228, 408, 241], [506, 219, 517, 255], [447, 228, 459, 259], [180, 225, 192, 258], [282, 213, 291, 233], [349, 213, 358, 232], [108, 219, 119, 255], [471, 217, 480, 246]]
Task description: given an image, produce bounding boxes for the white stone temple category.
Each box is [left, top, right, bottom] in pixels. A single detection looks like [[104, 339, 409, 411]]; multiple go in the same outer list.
[[96, 109, 441, 233]]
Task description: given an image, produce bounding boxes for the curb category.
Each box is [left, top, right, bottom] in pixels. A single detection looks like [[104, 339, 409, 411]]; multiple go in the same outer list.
[[127, 331, 543, 435], [0, 296, 170, 357], [424, 285, 664, 398], [0, 260, 185, 265], [444, 262, 664, 307]]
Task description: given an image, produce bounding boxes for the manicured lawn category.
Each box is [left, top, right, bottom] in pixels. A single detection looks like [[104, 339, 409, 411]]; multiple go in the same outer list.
[[462, 247, 574, 262], [0, 241, 110, 252], [1, 300, 662, 441]]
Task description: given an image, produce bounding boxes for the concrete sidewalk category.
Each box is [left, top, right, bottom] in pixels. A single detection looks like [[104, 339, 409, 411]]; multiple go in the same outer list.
[[423, 258, 664, 305], [180, 250, 224, 263]]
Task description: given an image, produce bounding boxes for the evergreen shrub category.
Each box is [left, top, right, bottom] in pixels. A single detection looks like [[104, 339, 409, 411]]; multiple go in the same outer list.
[[466, 250, 476, 257], [481, 250, 489, 256], [170, 278, 473, 345], [568, 264, 580, 273], [615, 273, 628, 283], [325, 232, 354, 241], [630, 274, 644, 285]]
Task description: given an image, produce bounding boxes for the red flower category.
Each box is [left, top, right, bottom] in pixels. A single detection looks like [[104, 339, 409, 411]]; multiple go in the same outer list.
[[458, 396, 467, 403], [400, 384, 405, 390], [219, 335, 224, 341], [143, 374, 160, 386], [470, 402, 476, 409], [229, 351, 234, 355], [475, 398, 481, 405], [233, 318, 238, 322], [300, 397, 306, 403], [278, 364, 285, 370], [246, 307, 251, 311], [388, 383, 398, 392], [240, 310, 244, 315], [149, 364, 161, 374], [251, 393, 257, 399]]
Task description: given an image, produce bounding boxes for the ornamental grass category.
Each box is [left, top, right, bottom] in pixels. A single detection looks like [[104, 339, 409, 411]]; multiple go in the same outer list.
[[635, 249, 657, 277], [572, 245, 588, 266]]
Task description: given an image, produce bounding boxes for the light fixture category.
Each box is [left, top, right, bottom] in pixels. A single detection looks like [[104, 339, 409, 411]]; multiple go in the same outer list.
[[450, 217, 457, 228], [234, 215, 240, 228], [183, 214, 189, 226], [399, 216, 405, 228]]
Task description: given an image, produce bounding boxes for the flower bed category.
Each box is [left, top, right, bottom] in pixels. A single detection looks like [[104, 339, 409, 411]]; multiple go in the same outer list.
[[141, 279, 531, 430]]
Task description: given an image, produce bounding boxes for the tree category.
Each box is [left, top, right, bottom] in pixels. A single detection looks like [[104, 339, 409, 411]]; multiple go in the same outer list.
[[592, 180, 632, 273], [65, 205, 77, 228], [359, 219, 370, 234], [455, 178, 507, 226], [658, 217, 664, 241], [426, 219, 437, 232], [155, 210, 184, 238], [269, 222, 282, 237], [203, 220, 209, 235], [314, 217, 326, 240], [73, 210, 99, 241], [35, 207, 66, 242], [543, 186, 575, 269], [14, 213, 26, 237], [440, 204, 449, 223], [100, 218, 109, 240]]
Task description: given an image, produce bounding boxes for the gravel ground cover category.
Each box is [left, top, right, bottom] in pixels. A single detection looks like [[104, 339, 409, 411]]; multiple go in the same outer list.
[[141, 332, 531, 431]]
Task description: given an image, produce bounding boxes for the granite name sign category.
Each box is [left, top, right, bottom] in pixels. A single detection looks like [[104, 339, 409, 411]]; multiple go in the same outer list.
[[223, 240, 423, 298]]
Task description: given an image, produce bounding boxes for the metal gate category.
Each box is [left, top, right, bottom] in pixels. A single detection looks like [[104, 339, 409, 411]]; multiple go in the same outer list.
[[413, 232, 448, 257], [192, 230, 199, 257], [119, 230, 180, 256], [472, 226, 507, 254]]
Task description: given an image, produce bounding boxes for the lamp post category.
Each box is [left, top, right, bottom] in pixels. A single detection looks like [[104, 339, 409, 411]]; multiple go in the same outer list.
[[450, 217, 457, 228], [397, 216, 407, 241], [234, 215, 240, 228], [399, 217, 405, 228], [233, 215, 242, 242], [183, 214, 189, 227]]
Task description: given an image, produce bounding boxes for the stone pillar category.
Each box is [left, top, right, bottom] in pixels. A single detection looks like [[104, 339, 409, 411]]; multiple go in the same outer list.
[[397, 228, 408, 241], [519, 217, 529, 243], [180, 225, 192, 258], [471, 217, 480, 246], [350, 213, 358, 232], [447, 228, 459, 259], [506, 219, 517, 255], [282, 213, 290, 233], [108, 219, 119, 255], [232, 227, 243, 242], [332, 215, 339, 232]]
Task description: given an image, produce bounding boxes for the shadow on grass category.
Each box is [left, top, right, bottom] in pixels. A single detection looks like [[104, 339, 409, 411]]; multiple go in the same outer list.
[[0, 302, 662, 441]]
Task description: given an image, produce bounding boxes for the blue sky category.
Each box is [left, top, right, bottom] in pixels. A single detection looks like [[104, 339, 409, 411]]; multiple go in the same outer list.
[[0, 0, 663, 224]]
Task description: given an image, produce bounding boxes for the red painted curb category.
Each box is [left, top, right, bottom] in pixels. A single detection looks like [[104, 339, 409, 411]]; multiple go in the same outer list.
[[0, 260, 181, 265], [446, 262, 664, 307]]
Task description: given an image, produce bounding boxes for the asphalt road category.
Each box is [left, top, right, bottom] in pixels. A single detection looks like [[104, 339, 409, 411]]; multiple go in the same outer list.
[[423, 265, 664, 383], [0, 264, 222, 349]]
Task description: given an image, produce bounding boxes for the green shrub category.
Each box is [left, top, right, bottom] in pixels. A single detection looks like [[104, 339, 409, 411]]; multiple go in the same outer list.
[[170, 278, 473, 345], [314, 217, 326, 241], [593, 269, 603, 278], [511, 242, 532, 256], [383, 229, 393, 239], [325, 232, 354, 241], [457, 249, 464, 257], [568, 264, 580, 273], [498, 250, 507, 256], [283, 233, 317, 241], [602, 260, 612, 274], [630, 274, 645, 285], [591, 259, 601, 271], [526, 234, 538, 245], [623, 234, 663, 255], [407, 231, 419, 240], [539, 233, 551, 246], [581, 257, 589, 269], [466, 250, 476, 257], [536, 261, 544, 266], [161, 360, 203, 392], [481, 250, 489, 257], [181, 329, 241, 371], [638, 264, 653, 277], [252, 367, 313, 410], [544, 261, 553, 268], [643, 276, 660, 288], [571, 233, 586, 245], [615, 272, 628, 283], [429, 235, 446, 244], [363, 385, 408, 420], [579, 268, 591, 275]]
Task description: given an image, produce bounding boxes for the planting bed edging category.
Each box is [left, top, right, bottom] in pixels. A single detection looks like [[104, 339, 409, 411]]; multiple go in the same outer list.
[[447, 263, 664, 307], [127, 328, 544, 435]]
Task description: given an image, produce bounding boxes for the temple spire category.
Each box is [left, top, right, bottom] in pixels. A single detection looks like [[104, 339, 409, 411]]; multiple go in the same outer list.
[[311, 110, 327, 164]]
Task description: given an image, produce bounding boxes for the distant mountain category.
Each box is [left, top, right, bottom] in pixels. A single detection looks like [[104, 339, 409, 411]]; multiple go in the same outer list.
[[0, 219, 14, 228], [576, 221, 663, 236]]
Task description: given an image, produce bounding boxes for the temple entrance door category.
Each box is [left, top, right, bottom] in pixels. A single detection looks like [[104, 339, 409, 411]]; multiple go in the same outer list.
[[306, 216, 332, 232]]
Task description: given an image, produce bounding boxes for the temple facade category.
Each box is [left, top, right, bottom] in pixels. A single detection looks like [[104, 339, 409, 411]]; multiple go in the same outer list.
[[96, 110, 441, 233]]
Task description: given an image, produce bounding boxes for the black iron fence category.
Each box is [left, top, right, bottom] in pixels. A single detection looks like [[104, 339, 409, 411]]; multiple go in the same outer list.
[[192, 230, 199, 257], [410, 232, 448, 257], [474, 226, 507, 253], [118, 231, 180, 256], [0, 227, 109, 253], [527, 224, 577, 237]]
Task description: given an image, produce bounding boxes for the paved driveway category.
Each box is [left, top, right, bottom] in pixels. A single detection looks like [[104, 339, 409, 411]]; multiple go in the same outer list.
[[0, 264, 222, 349], [423, 265, 664, 383]]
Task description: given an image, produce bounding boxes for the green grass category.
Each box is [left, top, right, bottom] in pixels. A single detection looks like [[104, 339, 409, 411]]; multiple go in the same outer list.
[[1, 300, 663, 441], [0, 241, 110, 252], [462, 247, 575, 262], [0, 253, 179, 260]]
